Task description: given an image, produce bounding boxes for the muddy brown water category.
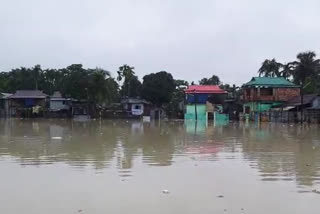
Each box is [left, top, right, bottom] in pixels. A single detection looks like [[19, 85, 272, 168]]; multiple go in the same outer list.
[[0, 119, 319, 214]]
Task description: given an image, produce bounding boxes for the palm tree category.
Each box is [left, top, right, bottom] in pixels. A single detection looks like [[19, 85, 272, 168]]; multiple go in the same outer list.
[[291, 51, 320, 123], [258, 59, 283, 77], [281, 62, 295, 79], [117, 64, 135, 82], [199, 75, 220, 85], [31, 64, 42, 90], [291, 51, 320, 86], [117, 64, 142, 97]]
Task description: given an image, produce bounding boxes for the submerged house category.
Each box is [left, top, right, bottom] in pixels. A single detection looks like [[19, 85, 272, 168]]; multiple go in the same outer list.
[[72, 99, 90, 118], [242, 77, 300, 120], [184, 85, 227, 121], [285, 94, 320, 110], [49, 91, 72, 117], [272, 94, 320, 123], [121, 98, 152, 118], [9, 90, 48, 117], [0, 93, 13, 117]]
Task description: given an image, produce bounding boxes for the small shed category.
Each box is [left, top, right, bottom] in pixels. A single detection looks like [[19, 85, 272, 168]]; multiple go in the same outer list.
[[121, 98, 152, 117], [71, 99, 92, 119]]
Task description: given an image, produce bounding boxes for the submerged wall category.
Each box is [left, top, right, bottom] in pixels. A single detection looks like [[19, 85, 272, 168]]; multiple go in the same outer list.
[[185, 104, 207, 120], [243, 102, 283, 113], [185, 104, 229, 124]]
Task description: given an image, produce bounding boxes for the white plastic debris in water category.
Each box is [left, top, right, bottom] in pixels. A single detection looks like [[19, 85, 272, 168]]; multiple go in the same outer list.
[[162, 189, 170, 194], [51, 137, 62, 140]]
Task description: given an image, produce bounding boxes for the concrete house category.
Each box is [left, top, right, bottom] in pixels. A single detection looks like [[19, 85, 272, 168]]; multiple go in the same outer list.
[[242, 77, 300, 118], [184, 85, 227, 121]]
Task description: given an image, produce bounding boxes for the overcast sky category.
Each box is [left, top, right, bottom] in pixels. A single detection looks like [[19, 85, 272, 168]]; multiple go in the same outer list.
[[1, 0, 320, 85]]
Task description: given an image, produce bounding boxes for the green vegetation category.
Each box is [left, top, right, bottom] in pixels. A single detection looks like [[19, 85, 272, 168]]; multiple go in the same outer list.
[[141, 71, 176, 106], [258, 51, 320, 94], [117, 64, 142, 98], [199, 75, 220, 85], [0, 63, 238, 118], [0, 64, 119, 105]]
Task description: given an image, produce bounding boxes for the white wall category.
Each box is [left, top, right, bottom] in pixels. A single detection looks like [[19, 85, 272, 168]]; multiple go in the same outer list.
[[50, 100, 70, 111], [131, 104, 144, 116]]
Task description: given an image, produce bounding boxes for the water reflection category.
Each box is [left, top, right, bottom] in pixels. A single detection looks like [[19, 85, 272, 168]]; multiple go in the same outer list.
[[0, 119, 320, 188]]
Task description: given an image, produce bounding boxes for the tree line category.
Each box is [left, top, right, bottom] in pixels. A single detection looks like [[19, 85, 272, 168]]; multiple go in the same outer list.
[[258, 51, 320, 93], [0, 63, 239, 118]]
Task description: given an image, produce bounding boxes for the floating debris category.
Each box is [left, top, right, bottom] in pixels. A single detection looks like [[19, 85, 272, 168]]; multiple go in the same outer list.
[[51, 137, 62, 140], [162, 189, 170, 194], [217, 195, 224, 198], [312, 189, 320, 194]]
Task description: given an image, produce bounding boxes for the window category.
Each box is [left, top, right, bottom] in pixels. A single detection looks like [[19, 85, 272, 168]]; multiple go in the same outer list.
[[246, 89, 251, 96], [134, 105, 141, 109], [260, 88, 273, 96]]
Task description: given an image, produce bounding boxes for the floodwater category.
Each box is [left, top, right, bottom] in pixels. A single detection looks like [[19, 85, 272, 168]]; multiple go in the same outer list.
[[0, 119, 320, 214]]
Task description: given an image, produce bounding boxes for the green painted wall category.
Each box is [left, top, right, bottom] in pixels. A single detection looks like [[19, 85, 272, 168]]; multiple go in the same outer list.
[[214, 112, 229, 122], [185, 104, 207, 120], [185, 104, 230, 124], [244, 102, 282, 112]]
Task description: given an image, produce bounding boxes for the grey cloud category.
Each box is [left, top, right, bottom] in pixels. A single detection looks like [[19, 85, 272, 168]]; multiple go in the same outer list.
[[1, 0, 320, 85]]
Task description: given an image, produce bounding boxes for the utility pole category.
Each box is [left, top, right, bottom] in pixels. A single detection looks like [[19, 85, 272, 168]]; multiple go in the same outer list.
[[194, 90, 198, 121], [300, 84, 303, 125]]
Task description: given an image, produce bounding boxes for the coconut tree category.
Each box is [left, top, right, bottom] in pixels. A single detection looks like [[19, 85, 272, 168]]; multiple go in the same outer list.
[[117, 64, 141, 97], [280, 62, 295, 79], [291, 51, 320, 123], [291, 51, 320, 86], [199, 75, 221, 85], [258, 59, 283, 77]]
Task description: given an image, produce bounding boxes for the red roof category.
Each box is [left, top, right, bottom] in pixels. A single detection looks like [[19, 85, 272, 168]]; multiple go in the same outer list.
[[185, 85, 227, 94]]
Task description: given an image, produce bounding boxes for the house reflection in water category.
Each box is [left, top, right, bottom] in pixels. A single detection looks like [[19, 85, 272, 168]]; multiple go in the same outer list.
[[185, 120, 207, 135]]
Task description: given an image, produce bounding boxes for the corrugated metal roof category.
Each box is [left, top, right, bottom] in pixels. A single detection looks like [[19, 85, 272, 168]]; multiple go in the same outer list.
[[10, 90, 48, 99], [0, 93, 13, 99], [185, 85, 227, 94], [121, 98, 151, 104], [243, 77, 299, 88], [287, 94, 318, 105], [283, 106, 295, 111]]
